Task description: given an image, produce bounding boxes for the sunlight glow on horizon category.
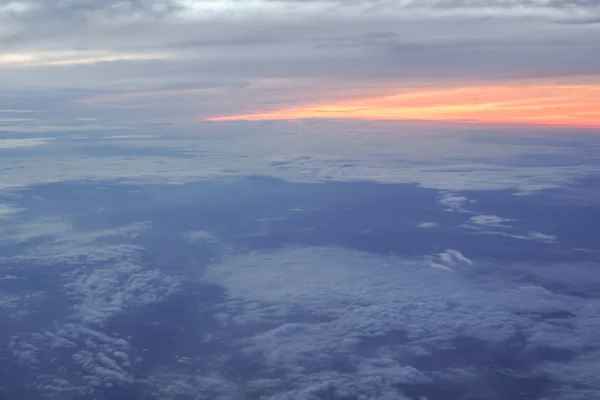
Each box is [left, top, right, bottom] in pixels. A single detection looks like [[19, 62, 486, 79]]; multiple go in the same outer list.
[[205, 82, 600, 127]]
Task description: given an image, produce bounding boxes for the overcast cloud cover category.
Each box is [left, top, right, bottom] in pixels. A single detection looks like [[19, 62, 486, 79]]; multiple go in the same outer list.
[[1, 0, 600, 124]]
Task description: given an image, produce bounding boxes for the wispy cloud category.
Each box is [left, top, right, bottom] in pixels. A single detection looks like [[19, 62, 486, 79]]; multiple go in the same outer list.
[[0, 138, 54, 149]]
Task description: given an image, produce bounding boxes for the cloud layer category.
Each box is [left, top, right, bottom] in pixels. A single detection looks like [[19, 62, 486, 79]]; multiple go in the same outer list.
[[2, 0, 600, 124], [200, 245, 600, 399]]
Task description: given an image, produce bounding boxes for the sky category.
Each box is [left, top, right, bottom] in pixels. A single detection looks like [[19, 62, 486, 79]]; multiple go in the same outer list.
[[1, 0, 600, 128]]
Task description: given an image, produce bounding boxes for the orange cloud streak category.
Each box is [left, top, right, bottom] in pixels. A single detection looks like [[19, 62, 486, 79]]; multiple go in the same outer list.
[[206, 83, 600, 127]]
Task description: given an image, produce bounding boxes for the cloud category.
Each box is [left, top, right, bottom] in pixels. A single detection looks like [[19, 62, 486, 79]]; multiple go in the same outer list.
[[417, 221, 439, 228], [3, 122, 598, 196], [0, 0, 181, 26], [204, 246, 523, 343], [106, 134, 159, 139], [0, 290, 45, 318], [9, 324, 137, 390], [66, 260, 180, 325], [0, 138, 54, 149], [439, 192, 473, 212], [0, 218, 151, 259], [469, 214, 512, 227], [184, 230, 219, 244], [1, 0, 599, 123], [198, 245, 600, 399], [486, 230, 558, 243], [1, 172, 598, 398], [527, 231, 557, 242], [1, 217, 180, 393], [0, 202, 21, 218], [428, 249, 473, 271], [461, 212, 558, 243]]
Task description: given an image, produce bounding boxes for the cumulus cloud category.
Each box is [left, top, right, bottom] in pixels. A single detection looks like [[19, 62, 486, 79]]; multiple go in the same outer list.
[[1, 216, 179, 394], [66, 261, 179, 324], [469, 214, 512, 227], [195, 245, 600, 399], [9, 324, 137, 391], [428, 249, 473, 271], [205, 246, 523, 342], [0, 218, 152, 264], [439, 192, 473, 212]]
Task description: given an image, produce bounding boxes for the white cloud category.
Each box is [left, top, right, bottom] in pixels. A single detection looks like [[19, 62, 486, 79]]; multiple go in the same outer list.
[[194, 245, 600, 398], [2, 217, 180, 393], [2, 218, 149, 242], [106, 134, 159, 139], [205, 246, 530, 358], [0, 138, 54, 149], [469, 214, 512, 227], [0, 51, 170, 68], [476, 230, 558, 243], [439, 192, 472, 212], [0, 109, 40, 113], [10, 324, 137, 391], [0, 203, 21, 219], [417, 221, 438, 228], [428, 249, 473, 271], [3, 123, 598, 196], [461, 212, 558, 244], [527, 231, 557, 242], [66, 261, 180, 325], [206, 246, 561, 345], [0, 291, 46, 318]]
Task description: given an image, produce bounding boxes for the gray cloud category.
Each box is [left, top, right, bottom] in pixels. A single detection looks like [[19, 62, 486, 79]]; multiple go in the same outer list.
[[1, 0, 599, 122], [1, 0, 180, 22]]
